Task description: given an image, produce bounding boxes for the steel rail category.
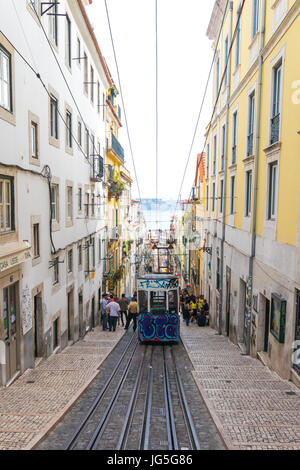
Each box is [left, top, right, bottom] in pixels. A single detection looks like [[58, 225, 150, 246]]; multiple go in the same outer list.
[[139, 346, 154, 450], [171, 345, 201, 450], [87, 339, 140, 450], [64, 332, 137, 450], [163, 346, 179, 450], [116, 345, 148, 450]]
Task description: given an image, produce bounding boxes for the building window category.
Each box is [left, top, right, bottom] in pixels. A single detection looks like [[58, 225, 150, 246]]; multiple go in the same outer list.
[[90, 66, 94, 103], [67, 186, 73, 220], [67, 248, 73, 273], [206, 185, 209, 211], [53, 258, 59, 285], [78, 243, 82, 267], [213, 135, 217, 175], [216, 57, 220, 97], [78, 120, 82, 147], [232, 111, 237, 164], [0, 46, 12, 112], [252, 0, 260, 39], [245, 170, 252, 217], [221, 125, 226, 170], [271, 60, 282, 145], [0, 176, 14, 233], [33, 223, 40, 258], [66, 15, 72, 69], [78, 187, 82, 212], [85, 193, 89, 218], [77, 37, 81, 66], [83, 52, 88, 95], [206, 143, 210, 178], [268, 162, 278, 220], [49, 0, 58, 45], [51, 184, 59, 222], [224, 36, 229, 87], [102, 92, 105, 120], [85, 127, 89, 159], [236, 9, 241, 67], [212, 182, 216, 212], [247, 92, 255, 157], [91, 194, 95, 217], [50, 94, 58, 140], [230, 175, 235, 215], [30, 121, 38, 159], [220, 179, 224, 214], [66, 110, 72, 148]]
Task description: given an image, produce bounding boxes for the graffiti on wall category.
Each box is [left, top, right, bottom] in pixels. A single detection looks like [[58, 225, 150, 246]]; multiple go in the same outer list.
[[22, 286, 32, 335], [138, 278, 179, 291], [138, 313, 179, 341]]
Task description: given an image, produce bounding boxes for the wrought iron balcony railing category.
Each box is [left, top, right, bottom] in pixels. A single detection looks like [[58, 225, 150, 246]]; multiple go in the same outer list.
[[270, 113, 280, 145], [109, 133, 125, 163], [247, 133, 254, 157]]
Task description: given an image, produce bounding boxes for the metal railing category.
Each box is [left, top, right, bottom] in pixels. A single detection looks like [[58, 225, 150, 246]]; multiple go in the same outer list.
[[270, 113, 280, 145]]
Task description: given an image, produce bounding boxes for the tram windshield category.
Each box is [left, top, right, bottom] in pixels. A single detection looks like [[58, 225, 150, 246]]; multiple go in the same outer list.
[[168, 290, 178, 314], [138, 291, 148, 314], [150, 291, 166, 316]]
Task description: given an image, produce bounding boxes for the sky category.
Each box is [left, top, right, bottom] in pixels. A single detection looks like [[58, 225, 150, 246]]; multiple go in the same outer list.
[[86, 0, 215, 207]]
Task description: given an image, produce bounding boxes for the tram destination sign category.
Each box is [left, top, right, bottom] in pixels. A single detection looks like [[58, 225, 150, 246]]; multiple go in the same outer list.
[[138, 278, 179, 290]]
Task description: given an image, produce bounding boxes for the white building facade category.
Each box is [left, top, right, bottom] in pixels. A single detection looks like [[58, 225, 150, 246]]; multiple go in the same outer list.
[[0, 0, 112, 386]]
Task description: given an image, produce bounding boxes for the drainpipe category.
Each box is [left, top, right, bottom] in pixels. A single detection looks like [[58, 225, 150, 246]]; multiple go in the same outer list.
[[218, 1, 233, 335], [246, 0, 266, 355]]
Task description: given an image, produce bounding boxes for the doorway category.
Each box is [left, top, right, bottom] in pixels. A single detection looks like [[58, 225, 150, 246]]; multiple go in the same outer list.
[[264, 298, 270, 353], [226, 267, 231, 337], [67, 290, 74, 342], [90, 296, 95, 329], [78, 292, 84, 338], [33, 292, 43, 358], [3, 283, 20, 384]]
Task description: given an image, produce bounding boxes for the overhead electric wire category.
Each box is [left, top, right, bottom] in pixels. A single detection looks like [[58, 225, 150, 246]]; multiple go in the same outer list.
[[155, 0, 159, 231], [187, 0, 246, 202], [104, 0, 142, 204], [28, 0, 102, 170], [173, 0, 230, 217]]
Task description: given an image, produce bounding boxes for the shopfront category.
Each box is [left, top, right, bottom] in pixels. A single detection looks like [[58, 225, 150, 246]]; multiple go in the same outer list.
[[0, 241, 31, 386]]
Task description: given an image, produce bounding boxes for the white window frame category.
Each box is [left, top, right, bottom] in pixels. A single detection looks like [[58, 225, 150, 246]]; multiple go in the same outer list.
[[0, 45, 12, 112]]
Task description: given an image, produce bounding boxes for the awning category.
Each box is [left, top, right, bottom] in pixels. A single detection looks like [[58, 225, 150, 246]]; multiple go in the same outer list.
[[0, 241, 32, 274]]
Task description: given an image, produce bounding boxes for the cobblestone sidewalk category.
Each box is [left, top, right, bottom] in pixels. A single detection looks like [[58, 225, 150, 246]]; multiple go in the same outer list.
[[0, 327, 125, 450], [180, 322, 300, 450]]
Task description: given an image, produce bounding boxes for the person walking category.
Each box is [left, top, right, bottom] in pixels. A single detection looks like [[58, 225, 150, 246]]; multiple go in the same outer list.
[[125, 297, 138, 332], [106, 295, 120, 332], [100, 293, 108, 331], [202, 299, 210, 326], [119, 294, 129, 327], [182, 300, 191, 327]]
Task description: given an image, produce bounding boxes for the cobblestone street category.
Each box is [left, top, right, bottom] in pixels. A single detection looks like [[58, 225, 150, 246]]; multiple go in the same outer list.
[[180, 322, 300, 450], [0, 328, 125, 450]]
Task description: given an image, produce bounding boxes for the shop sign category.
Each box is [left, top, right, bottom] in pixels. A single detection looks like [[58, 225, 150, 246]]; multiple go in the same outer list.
[[0, 249, 31, 273]]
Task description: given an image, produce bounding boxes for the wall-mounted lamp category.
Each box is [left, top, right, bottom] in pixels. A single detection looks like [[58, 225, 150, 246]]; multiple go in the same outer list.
[[297, 130, 300, 135]]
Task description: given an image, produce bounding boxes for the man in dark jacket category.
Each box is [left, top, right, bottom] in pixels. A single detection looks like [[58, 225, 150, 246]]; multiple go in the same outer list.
[[119, 294, 129, 327]]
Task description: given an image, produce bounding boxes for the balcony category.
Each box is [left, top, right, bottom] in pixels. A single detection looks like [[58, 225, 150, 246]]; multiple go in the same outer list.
[[270, 113, 280, 145], [247, 133, 254, 157], [108, 133, 125, 163]]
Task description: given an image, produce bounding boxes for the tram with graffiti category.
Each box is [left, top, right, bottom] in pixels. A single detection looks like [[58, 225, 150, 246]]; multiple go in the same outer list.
[[137, 274, 180, 343]]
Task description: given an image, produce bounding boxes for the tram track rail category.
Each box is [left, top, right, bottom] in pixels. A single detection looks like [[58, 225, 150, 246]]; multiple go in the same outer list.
[[55, 337, 202, 451], [64, 332, 138, 450]]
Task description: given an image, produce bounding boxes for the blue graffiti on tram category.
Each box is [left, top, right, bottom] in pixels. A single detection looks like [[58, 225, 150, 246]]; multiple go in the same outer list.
[[138, 313, 179, 341]]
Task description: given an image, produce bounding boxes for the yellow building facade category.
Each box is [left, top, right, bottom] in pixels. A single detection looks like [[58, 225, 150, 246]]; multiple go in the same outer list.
[[203, 0, 300, 384]]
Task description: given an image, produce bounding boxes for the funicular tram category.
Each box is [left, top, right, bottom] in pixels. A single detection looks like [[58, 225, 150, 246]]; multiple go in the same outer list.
[[137, 274, 180, 343]]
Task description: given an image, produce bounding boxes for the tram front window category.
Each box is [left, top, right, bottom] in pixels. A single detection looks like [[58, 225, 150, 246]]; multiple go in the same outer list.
[[168, 290, 178, 314], [150, 291, 166, 316], [138, 291, 148, 314]]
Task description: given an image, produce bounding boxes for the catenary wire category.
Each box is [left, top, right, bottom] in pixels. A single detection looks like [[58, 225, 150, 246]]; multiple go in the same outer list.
[[104, 0, 143, 204]]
